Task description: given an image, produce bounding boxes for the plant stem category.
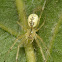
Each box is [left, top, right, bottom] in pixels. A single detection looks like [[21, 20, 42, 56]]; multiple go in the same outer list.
[[16, 0, 36, 62], [15, 0, 28, 29], [25, 43, 36, 62]]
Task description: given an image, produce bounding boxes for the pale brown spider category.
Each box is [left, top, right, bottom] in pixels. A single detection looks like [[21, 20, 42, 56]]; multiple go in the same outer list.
[[4, 0, 51, 62]]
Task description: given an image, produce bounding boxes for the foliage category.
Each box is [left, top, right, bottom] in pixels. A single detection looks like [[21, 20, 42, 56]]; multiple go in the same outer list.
[[0, 0, 62, 62]]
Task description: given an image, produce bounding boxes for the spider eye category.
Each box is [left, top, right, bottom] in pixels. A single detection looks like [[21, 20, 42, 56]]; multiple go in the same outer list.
[[28, 14, 38, 27]]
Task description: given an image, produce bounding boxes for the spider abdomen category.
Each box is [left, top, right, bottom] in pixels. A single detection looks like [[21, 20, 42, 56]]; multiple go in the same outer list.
[[28, 14, 39, 27]]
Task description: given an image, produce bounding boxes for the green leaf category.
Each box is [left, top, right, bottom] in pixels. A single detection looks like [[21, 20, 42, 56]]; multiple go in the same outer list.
[[0, 0, 62, 62]]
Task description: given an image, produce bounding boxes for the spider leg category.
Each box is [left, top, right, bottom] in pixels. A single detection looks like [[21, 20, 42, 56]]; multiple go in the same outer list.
[[36, 34, 47, 49], [16, 45, 20, 62], [36, 20, 45, 32], [35, 0, 46, 30], [16, 0, 28, 29], [39, 0, 46, 21], [4, 34, 25, 62], [17, 21, 27, 31], [35, 37, 46, 62], [36, 34, 53, 61], [33, 6, 42, 14], [16, 36, 26, 62], [37, 0, 46, 29]]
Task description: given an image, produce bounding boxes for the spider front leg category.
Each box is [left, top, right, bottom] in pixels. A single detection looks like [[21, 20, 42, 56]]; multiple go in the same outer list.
[[36, 34, 47, 50], [35, 36, 46, 62], [16, 36, 26, 62], [16, 45, 20, 62], [4, 34, 25, 62], [4, 39, 18, 62], [35, 34, 52, 62]]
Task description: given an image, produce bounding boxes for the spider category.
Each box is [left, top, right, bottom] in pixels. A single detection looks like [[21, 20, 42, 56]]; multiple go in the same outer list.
[[4, 0, 50, 62]]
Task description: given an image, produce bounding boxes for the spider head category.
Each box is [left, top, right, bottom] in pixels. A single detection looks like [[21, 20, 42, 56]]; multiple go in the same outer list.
[[28, 14, 39, 28]]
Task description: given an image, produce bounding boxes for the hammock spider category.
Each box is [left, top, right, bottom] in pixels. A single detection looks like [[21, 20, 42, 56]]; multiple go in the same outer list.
[[4, 0, 50, 62]]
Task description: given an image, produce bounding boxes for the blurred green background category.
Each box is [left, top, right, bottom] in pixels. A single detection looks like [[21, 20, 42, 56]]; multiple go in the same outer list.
[[0, 0, 62, 62]]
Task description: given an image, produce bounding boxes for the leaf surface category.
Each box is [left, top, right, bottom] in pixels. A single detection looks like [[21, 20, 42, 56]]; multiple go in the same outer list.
[[0, 0, 62, 62]]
